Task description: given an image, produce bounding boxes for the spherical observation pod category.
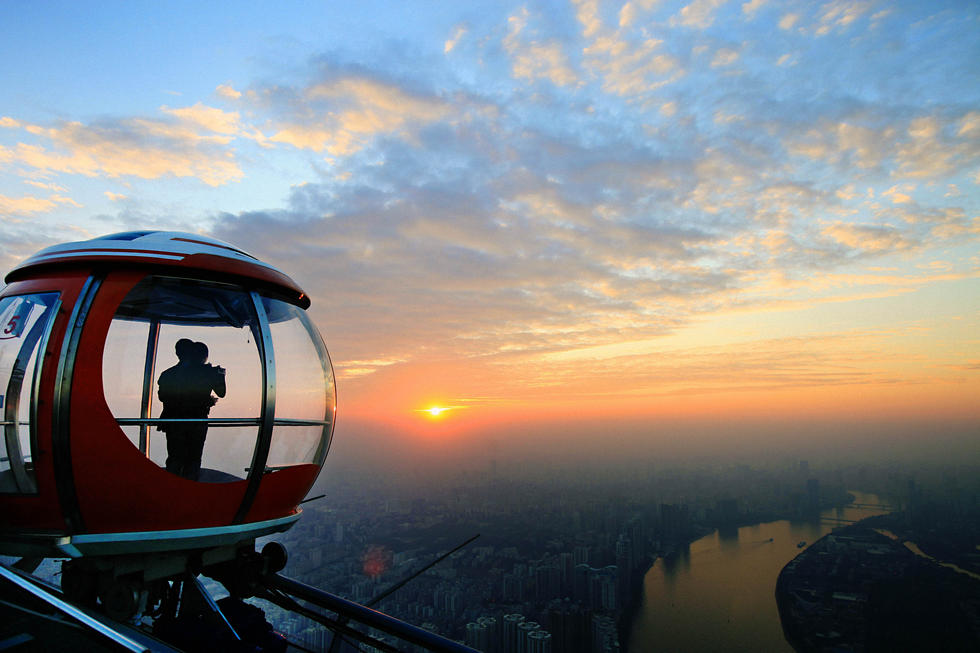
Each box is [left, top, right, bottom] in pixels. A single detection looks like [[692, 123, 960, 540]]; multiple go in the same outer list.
[[0, 231, 336, 558]]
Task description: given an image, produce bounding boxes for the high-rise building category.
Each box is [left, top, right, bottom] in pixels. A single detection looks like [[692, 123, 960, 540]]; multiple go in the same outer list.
[[546, 600, 590, 653], [535, 564, 561, 601], [467, 621, 490, 652], [592, 614, 620, 653], [526, 630, 553, 653], [516, 621, 540, 653], [806, 478, 820, 515], [477, 616, 500, 653], [573, 564, 591, 605], [503, 573, 524, 603], [660, 503, 690, 542], [502, 613, 525, 653], [559, 552, 575, 594]]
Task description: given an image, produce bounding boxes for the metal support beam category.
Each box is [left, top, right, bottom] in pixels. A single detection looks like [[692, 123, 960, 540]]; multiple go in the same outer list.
[[267, 573, 478, 653]]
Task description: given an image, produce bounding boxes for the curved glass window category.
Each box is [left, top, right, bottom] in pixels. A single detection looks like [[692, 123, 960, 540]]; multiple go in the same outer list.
[[262, 297, 335, 469], [103, 277, 263, 482], [0, 292, 59, 493]]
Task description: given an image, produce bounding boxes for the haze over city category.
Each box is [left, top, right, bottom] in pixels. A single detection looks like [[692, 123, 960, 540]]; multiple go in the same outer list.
[[1, 1, 977, 471]]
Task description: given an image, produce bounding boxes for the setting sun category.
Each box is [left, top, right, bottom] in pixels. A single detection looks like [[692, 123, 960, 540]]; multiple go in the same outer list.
[[414, 404, 462, 420]]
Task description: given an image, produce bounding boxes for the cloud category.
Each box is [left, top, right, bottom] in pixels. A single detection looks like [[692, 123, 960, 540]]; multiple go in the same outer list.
[[4, 1, 975, 413], [526, 327, 921, 404], [958, 111, 980, 138], [584, 35, 681, 96], [162, 103, 242, 136], [444, 24, 468, 53], [189, 19, 978, 393], [504, 8, 579, 87], [570, 1, 684, 98], [783, 111, 980, 181], [266, 75, 452, 156], [779, 13, 800, 30], [786, 122, 889, 170], [895, 116, 978, 179], [742, 0, 767, 17], [573, 0, 602, 39], [24, 180, 67, 192], [0, 193, 79, 217], [619, 2, 638, 28], [821, 222, 917, 255], [671, 0, 728, 29], [216, 84, 242, 100], [882, 184, 914, 205], [207, 92, 959, 385], [337, 357, 407, 379], [816, 0, 873, 36], [711, 48, 740, 68], [0, 106, 247, 186]]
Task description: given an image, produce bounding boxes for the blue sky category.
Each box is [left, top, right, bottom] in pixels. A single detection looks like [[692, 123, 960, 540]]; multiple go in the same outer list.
[[1, 1, 978, 447]]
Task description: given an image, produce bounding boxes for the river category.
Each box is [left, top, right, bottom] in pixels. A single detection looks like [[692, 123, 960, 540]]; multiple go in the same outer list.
[[627, 491, 888, 652]]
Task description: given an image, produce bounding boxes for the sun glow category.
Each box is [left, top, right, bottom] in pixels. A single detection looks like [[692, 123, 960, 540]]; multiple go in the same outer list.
[[415, 404, 461, 419]]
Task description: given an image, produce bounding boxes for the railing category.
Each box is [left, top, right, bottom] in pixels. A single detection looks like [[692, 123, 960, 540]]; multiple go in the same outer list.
[[265, 573, 479, 653]]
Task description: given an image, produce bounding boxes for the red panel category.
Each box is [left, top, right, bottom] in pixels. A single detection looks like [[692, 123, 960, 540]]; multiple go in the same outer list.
[[181, 253, 308, 306], [243, 464, 320, 523], [7, 252, 309, 309], [70, 271, 248, 533], [0, 273, 88, 533]]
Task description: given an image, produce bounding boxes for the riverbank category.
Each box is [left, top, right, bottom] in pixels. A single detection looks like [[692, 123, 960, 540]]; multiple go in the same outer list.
[[776, 519, 980, 651], [617, 552, 658, 652], [627, 493, 884, 652]]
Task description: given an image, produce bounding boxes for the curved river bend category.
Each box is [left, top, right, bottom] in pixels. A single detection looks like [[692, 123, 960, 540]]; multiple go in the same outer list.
[[628, 492, 887, 652]]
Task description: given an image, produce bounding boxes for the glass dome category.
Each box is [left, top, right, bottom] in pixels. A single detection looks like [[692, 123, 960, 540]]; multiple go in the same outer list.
[[102, 274, 336, 484], [0, 292, 60, 494]]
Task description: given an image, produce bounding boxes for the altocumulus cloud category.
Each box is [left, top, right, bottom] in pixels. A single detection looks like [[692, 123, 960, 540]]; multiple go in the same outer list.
[[205, 2, 978, 381], [0, 107, 246, 186]]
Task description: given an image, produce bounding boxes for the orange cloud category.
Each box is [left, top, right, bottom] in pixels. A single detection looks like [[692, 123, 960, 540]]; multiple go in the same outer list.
[[0, 107, 246, 186], [505, 8, 578, 87], [0, 193, 79, 217], [268, 77, 449, 156]]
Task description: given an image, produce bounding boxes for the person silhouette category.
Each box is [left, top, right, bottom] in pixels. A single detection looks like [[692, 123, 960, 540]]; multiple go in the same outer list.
[[157, 338, 226, 480]]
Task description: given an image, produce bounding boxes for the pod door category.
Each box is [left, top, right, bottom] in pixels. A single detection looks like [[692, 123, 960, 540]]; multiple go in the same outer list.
[[0, 293, 60, 494]]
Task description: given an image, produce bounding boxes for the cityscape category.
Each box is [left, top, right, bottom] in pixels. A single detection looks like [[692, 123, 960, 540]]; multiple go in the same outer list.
[[250, 456, 980, 651]]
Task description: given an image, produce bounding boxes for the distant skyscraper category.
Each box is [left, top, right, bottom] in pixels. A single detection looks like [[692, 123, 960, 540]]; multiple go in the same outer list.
[[466, 621, 489, 651], [526, 630, 553, 653], [806, 478, 820, 515], [592, 614, 620, 653], [573, 564, 590, 604], [546, 601, 589, 653], [477, 616, 500, 653], [660, 503, 689, 542], [502, 613, 525, 653], [516, 621, 540, 653]]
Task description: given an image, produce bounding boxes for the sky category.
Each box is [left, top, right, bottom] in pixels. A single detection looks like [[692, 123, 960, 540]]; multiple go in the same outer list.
[[1, 1, 978, 466]]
